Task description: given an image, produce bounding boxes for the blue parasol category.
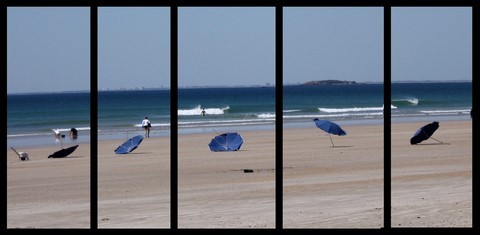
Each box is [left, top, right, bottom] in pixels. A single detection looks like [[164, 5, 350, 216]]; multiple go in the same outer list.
[[208, 132, 244, 152], [313, 118, 347, 147], [115, 135, 144, 154]]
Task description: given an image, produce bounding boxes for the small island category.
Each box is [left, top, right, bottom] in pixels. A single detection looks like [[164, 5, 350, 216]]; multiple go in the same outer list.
[[302, 80, 358, 86]]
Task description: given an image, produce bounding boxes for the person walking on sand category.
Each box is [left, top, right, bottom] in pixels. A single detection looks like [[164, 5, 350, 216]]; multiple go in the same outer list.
[[142, 116, 151, 138]]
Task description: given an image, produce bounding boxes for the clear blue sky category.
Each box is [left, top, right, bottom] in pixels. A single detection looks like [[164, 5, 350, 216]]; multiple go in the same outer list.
[[7, 7, 472, 93], [392, 7, 472, 82], [99, 7, 170, 90], [284, 7, 384, 84], [7, 7, 90, 93], [179, 7, 275, 87]]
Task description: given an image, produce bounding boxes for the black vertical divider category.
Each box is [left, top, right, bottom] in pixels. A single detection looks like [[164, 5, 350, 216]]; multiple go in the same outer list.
[[90, 4, 98, 230], [2, 1, 7, 230], [171, 4, 178, 230], [1, 1, 476, 232], [275, 5, 283, 230], [384, 4, 392, 230]]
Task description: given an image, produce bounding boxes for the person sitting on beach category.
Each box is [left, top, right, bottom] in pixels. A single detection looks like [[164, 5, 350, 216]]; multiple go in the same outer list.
[[70, 127, 78, 139], [142, 116, 151, 138]]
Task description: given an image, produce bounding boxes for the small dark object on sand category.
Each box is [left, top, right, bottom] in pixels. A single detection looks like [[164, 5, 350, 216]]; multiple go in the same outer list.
[[243, 169, 254, 173]]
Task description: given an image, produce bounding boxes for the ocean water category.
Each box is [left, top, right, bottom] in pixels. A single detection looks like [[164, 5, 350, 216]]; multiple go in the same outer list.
[[98, 89, 171, 138], [7, 82, 472, 148], [8, 92, 92, 149], [391, 82, 471, 121], [178, 87, 275, 133]]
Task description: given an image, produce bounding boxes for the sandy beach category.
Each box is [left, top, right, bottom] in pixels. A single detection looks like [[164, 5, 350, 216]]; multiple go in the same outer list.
[[391, 120, 472, 227], [6, 120, 472, 228]]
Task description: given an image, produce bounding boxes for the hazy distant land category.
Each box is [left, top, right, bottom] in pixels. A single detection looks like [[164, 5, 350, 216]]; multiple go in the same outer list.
[[302, 80, 358, 86]]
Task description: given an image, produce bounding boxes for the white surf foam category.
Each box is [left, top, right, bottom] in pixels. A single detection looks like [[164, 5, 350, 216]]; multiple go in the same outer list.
[[178, 105, 229, 116]]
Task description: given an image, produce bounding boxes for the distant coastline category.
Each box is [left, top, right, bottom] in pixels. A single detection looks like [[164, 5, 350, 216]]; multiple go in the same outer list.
[[302, 80, 358, 86], [7, 80, 472, 95]]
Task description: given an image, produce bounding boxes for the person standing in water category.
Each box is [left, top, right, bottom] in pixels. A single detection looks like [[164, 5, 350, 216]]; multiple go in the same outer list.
[[142, 116, 151, 138], [201, 108, 207, 116], [54, 129, 61, 139], [70, 127, 78, 139]]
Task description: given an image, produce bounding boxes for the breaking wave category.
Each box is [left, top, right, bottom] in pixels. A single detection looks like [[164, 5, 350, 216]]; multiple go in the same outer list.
[[178, 105, 230, 116], [392, 97, 419, 106]]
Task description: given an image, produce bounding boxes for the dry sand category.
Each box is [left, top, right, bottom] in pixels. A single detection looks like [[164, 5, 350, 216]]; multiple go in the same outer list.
[[6, 120, 472, 228], [283, 122, 384, 228], [391, 120, 472, 227]]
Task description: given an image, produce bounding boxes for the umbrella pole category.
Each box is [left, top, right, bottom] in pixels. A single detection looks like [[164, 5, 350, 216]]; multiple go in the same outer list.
[[10, 147, 21, 157], [329, 134, 335, 147], [430, 137, 443, 144]]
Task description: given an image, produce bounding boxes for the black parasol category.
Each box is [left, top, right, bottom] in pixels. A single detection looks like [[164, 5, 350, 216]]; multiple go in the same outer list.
[[410, 121, 442, 145], [48, 145, 79, 158]]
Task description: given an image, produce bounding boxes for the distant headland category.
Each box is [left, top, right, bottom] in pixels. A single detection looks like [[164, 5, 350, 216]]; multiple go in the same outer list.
[[302, 80, 358, 86]]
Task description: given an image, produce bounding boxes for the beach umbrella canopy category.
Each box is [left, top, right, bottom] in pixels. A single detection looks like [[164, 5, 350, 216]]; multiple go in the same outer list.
[[314, 119, 347, 136], [115, 135, 144, 154], [410, 121, 441, 145], [208, 132, 243, 152], [313, 118, 347, 147], [48, 145, 79, 158]]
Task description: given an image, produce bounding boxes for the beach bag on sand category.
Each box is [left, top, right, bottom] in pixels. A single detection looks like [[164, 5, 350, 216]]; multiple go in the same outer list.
[[19, 152, 29, 161]]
